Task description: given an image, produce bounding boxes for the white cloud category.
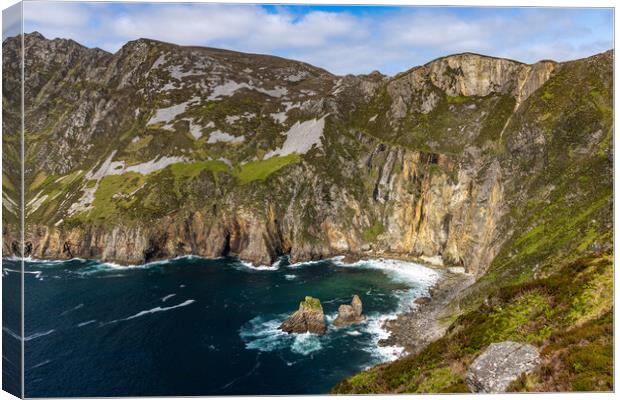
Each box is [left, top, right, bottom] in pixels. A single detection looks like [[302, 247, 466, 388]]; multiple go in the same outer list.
[[20, 3, 613, 75], [107, 5, 366, 52], [2, 2, 22, 40], [23, 2, 88, 27]]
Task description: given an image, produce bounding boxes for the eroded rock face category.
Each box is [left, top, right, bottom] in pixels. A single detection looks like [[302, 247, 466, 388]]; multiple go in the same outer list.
[[3, 32, 611, 281], [333, 295, 366, 327], [466, 341, 540, 393], [388, 53, 555, 121], [280, 296, 326, 335]]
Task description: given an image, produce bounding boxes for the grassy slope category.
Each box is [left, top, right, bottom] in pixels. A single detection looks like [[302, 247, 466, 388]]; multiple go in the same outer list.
[[333, 53, 613, 394], [53, 154, 302, 227], [333, 255, 612, 394]]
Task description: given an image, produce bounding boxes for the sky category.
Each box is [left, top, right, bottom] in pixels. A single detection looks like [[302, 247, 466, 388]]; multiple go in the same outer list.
[[6, 1, 614, 75]]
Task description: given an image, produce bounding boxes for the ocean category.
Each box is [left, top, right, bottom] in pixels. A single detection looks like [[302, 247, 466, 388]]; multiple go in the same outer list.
[[2, 256, 439, 397]]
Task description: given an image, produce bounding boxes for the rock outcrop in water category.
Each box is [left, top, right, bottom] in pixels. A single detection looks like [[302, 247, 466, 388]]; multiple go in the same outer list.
[[333, 295, 366, 327], [280, 296, 327, 335], [465, 341, 541, 393]]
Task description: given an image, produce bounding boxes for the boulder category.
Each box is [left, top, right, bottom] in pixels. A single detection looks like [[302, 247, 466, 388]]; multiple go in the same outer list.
[[279, 296, 326, 335], [333, 295, 366, 327], [466, 341, 541, 393], [414, 296, 431, 305]]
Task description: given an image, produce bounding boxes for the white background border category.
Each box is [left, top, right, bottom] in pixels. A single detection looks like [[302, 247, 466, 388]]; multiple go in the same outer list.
[[0, 1, 616, 399]]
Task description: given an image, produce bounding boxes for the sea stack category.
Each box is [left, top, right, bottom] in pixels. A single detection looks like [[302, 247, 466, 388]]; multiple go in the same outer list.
[[333, 295, 366, 327], [280, 296, 327, 335]]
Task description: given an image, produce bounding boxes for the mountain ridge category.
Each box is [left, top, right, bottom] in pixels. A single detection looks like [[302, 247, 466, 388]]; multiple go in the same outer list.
[[11, 31, 609, 77], [2, 33, 612, 275]]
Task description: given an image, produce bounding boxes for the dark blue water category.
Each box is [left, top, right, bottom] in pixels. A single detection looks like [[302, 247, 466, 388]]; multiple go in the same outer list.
[[3, 256, 439, 397], [2, 258, 22, 397]]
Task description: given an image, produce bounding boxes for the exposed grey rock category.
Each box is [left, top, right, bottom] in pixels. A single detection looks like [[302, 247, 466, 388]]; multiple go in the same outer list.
[[414, 296, 431, 305], [466, 341, 540, 393], [333, 295, 366, 327], [280, 296, 326, 335]]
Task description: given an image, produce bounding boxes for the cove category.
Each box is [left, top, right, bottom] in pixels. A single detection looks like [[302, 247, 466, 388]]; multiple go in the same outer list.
[[3, 256, 439, 397]]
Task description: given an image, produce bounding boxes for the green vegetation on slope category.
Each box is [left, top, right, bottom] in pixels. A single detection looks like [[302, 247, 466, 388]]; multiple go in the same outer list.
[[333, 254, 613, 394], [236, 154, 301, 185], [169, 160, 229, 180], [334, 51, 613, 395], [63, 155, 302, 225], [362, 222, 385, 242], [446, 95, 471, 104], [87, 172, 145, 221]]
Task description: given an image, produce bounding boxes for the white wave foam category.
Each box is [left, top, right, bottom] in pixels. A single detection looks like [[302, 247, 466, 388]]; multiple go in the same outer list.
[[76, 257, 190, 275], [238, 258, 440, 366], [162, 294, 176, 302], [286, 255, 344, 269], [60, 303, 84, 316], [103, 254, 214, 269], [333, 258, 441, 363], [2, 327, 21, 340], [235, 258, 282, 271], [240, 315, 290, 352], [362, 313, 405, 363], [324, 312, 338, 326], [29, 359, 52, 370], [290, 333, 323, 355], [24, 329, 55, 341], [284, 274, 297, 280], [3, 269, 43, 279], [239, 314, 325, 356], [22, 256, 89, 267], [2, 255, 24, 262], [77, 320, 96, 327], [2, 268, 19, 275], [17, 254, 204, 272], [14, 254, 347, 275], [336, 258, 441, 288], [101, 300, 196, 325]]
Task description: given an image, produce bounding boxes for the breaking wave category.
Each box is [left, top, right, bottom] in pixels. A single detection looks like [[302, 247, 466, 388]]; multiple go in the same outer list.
[[161, 294, 176, 302], [238, 257, 439, 365], [336, 258, 441, 288], [24, 329, 55, 341], [100, 300, 196, 325], [239, 314, 326, 356]]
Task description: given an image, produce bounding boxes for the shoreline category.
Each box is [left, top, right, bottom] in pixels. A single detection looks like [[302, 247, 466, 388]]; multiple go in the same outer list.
[[9, 252, 474, 365], [379, 268, 476, 356], [8, 250, 455, 271]]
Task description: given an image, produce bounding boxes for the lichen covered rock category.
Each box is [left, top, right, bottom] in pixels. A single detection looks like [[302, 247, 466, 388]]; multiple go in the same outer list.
[[466, 341, 540, 393], [280, 296, 326, 335]]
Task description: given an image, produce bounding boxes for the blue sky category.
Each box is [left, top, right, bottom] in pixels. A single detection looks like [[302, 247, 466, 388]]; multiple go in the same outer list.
[[15, 2, 614, 75]]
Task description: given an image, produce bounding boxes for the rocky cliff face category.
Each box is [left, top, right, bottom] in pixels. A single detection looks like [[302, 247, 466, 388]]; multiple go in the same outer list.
[[332, 47, 613, 394], [2, 33, 613, 279]]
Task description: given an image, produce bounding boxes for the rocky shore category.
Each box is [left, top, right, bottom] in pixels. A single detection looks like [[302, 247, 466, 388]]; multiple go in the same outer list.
[[380, 268, 476, 355]]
